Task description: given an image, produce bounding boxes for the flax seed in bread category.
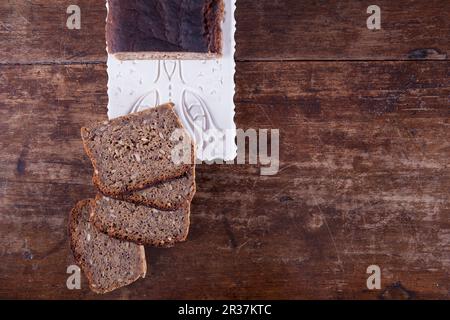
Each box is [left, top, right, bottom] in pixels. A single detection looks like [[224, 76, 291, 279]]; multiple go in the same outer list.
[[69, 199, 146, 294], [102, 167, 196, 211], [91, 195, 190, 247], [81, 103, 194, 196]]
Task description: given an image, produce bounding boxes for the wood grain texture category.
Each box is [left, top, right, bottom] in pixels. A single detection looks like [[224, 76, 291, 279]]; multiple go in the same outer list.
[[1, 0, 449, 63], [236, 0, 450, 61], [0, 62, 448, 299], [0, 0, 106, 64]]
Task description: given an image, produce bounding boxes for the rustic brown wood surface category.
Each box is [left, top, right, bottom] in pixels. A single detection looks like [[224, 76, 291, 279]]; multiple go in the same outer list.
[[1, 0, 449, 63], [0, 0, 449, 299]]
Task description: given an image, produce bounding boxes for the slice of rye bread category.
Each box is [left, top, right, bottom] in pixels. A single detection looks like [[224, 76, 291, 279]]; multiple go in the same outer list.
[[81, 103, 194, 195], [69, 199, 147, 294], [104, 166, 196, 211], [90, 195, 190, 247]]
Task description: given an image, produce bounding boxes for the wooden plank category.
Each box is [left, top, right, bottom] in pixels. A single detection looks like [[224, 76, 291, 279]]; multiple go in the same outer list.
[[0, 0, 106, 64], [0, 61, 448, 299], [1, 0, 449, 63], [237, 0, 450, 61]]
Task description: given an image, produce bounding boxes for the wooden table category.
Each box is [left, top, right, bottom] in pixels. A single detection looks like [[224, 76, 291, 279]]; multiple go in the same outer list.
[[0, 0, 449, 299]]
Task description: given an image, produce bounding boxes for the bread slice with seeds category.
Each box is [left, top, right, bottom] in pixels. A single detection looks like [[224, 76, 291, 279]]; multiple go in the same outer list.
[[104, 166, 196, 211], [91, 195, 190, 247], [81, 103, 194, 195], [69, 199, 146, 294]]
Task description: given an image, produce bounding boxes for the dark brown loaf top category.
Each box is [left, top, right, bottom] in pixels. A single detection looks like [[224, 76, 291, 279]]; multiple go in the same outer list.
[[106, 0, 224, 60], [91, 195, 191, 247], [69, 199, 146, 294], [81, 103, 194, 195], [107, 166, 196, 211]]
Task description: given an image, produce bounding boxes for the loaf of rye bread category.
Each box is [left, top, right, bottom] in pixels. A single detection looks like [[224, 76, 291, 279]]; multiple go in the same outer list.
[[106, 167, 196, 211], [81, 103, 194, 196], [69, 199, 147, 294], [106, 0, 224, 60], [91, 195, 190, 247]]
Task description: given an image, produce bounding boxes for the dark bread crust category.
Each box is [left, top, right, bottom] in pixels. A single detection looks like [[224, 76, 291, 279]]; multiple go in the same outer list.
[[106, 0, 224, 60], [91, 195, 191, 247], [81, 103, 195, 196], [69, 199, 147, 294], [205, 0, 225, 56], [97, 166, 196, 211], [68, 200, 92, 269]]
